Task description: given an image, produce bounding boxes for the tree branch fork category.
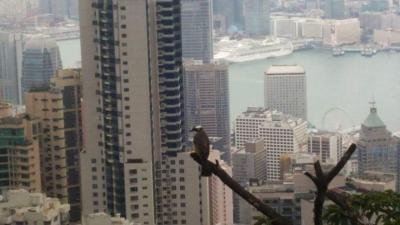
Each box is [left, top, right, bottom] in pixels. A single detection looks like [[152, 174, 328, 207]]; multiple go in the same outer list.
[[190, 143, 358, 225]]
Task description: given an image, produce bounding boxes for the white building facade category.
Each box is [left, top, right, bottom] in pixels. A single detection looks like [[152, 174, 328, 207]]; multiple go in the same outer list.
[[235, 107, 308, 181], [264, 65, 307, 120]]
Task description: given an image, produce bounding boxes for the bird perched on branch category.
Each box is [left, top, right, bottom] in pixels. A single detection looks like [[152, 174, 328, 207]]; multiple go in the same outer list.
[[191, 126, 211, 176]]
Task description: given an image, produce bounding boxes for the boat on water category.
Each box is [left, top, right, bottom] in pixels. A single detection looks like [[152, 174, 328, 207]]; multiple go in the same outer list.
[[332, 47, 345, 56], [361, 47, 377, 57], [214, 37, 294, 63]]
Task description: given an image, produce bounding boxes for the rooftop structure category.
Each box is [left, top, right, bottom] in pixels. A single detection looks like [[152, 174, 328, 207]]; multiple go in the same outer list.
[[82, 213, 139, 225], [0, 189, 70, 225], [266, 65, 305, 75]]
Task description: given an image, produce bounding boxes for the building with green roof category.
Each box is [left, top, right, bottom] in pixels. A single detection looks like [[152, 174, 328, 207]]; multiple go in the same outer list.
[[357, 103, 398, 180]]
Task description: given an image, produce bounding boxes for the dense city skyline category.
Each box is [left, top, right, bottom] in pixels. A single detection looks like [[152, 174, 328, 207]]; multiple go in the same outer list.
[[0, 0, 400, 225]]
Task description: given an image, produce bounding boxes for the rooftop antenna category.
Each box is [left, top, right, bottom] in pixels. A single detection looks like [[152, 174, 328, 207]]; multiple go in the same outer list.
[[369, 95, 377, 113]]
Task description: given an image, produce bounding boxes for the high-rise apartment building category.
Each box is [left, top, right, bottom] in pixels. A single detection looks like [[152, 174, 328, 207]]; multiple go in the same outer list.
[[357, 103, 398, 176], [21, 38, 62, 95], [308, 130, 343, 163], [50, 69, 82, 221], [235, 107, 308, 181], [264, 65, 307, 120], [243, 0, 270, 36], [79, 1, 236, 225], [183, 61, 230, 162], [0, 112, 42, 193], [25, 90, 68, 199], [0, 32, 23, 104], [181, 0, 213, 63], [25, 69, 82, 221]]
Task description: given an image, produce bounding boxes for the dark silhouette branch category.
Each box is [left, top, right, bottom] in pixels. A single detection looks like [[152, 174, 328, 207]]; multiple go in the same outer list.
[[190, 137, 357, 225], [190, 152, 293, 225], [304, 143, 358, 225], [326, 144, 357, 183]]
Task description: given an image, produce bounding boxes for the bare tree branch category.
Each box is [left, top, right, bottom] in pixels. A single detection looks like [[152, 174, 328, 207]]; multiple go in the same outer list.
[[305, 144, 358, 225], [326, 144, 357, 183], [190, 152, 293, 225]]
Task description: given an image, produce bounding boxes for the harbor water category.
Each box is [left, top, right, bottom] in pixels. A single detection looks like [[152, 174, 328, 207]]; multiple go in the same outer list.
[[58, 39, 400, 132]]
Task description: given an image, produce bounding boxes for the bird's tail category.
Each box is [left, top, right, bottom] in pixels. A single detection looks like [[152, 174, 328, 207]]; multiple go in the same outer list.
[[201, 163, 212, 177]]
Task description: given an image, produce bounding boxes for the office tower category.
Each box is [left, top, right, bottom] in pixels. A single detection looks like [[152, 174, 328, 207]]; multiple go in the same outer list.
[[21, 38, 62, 95], [0, 189, 70, 225], [357, 103, 397, 176], [181, 0, 213, 63], [183, 61, 230, 162], [308, 131, 343, 163], [243, 0, 270, 36], [25, 70, 82, 221], [79, 1, 236, 225], [264, 65, 307, 120], [0, 32, 23, 104], [235, 107, 308, 181], [324, 0, 345, 19], [0, 112, 42, 193]]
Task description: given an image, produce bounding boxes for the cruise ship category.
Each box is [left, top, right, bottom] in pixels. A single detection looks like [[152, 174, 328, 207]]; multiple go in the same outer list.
[[214, 37, 294, 63]]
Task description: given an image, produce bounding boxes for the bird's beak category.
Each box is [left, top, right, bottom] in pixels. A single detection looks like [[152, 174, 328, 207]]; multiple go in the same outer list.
[[190, 128, 196, 132]]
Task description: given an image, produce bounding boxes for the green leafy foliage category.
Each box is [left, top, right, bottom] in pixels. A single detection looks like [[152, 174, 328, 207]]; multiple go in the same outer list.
[[253, 215, 272, 225], [323, 190, 400, 225]]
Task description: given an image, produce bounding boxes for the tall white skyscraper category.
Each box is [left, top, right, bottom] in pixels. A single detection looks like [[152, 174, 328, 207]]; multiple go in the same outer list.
[[235, 107, 308, 181], [181, 0, 213, 63], [264, 65, 307, 120], [80, 1, 232, 224]]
